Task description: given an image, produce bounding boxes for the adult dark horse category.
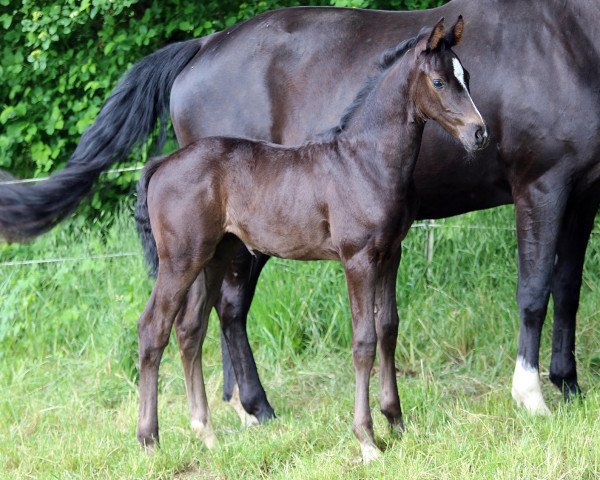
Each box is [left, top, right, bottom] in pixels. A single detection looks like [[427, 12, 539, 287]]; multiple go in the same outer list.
[[1, 0, 598, 420], [134, 19, 486, 460]]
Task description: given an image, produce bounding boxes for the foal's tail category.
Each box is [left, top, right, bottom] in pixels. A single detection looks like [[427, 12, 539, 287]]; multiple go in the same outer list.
[[0, 38, 202, 242], [134, 158, 166, 277]]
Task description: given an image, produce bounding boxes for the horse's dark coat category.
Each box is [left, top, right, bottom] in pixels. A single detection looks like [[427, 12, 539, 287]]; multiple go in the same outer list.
[[168, 1, 600, 415], [1, 0, 598, 419], [134, 21, 485, 457]]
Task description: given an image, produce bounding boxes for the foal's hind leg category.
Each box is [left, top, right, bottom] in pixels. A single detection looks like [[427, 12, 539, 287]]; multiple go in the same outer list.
[[375, 252, 404, 435], [174, 277, 217, 448], [174, 236, 240, 447], [137, 263, 203, 450]]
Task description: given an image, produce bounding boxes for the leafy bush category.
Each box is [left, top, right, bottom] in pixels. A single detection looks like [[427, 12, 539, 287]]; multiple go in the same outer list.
[[0, 0, 444, 214]]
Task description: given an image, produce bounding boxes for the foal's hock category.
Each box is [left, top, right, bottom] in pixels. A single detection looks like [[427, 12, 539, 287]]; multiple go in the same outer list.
[[135, 16, 487, 462]]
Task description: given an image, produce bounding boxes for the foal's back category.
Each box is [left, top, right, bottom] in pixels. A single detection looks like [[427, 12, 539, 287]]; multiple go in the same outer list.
[[147, 137, 341, 261]]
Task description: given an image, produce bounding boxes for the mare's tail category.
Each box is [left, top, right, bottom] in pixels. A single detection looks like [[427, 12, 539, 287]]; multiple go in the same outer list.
[[0, 38, 202, 242], [134, 158, 167, 277]]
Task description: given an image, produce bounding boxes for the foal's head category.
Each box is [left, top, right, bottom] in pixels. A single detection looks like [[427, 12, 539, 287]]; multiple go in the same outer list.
[[410, 17, 489, 151]]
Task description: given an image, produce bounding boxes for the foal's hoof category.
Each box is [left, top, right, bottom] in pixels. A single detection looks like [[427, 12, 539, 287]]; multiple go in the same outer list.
[[191, 419, 219, 449], [389, 417, 405, 437], [137, 434, 159, 455], [360, 442, 382, 463]]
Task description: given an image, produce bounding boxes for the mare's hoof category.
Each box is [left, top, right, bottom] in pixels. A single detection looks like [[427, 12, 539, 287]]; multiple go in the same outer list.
[[562, 383, 583, 403], [512, 361, 551, 416], [255, 407, 276, 424], [511, 386, 551, 416], [143, 443, 156, 456], [227, 385, 260, 427], [227, 389, 260, 428], [244, 413, 260, 427]]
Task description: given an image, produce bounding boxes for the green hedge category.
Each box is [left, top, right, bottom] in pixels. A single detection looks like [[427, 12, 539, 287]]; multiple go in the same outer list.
[[0, 0, 443, 214]]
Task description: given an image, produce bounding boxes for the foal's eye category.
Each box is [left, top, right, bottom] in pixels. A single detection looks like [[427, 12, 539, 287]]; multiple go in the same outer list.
[[432, 79, 444, 90]]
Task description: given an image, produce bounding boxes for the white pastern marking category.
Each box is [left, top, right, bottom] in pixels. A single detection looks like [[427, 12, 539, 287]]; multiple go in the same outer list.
[[228, 384, 260, 427], [511, 356, 551, 415], [191, 419, 219, 449], [360, 442, 382, 463]]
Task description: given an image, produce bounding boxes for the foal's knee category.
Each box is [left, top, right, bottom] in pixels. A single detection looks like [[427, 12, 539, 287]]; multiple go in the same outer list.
[[352, 339, 377, 366]]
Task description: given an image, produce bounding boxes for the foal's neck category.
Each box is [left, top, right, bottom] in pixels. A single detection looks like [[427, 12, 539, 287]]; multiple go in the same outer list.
[[336, 54, 424, 182]]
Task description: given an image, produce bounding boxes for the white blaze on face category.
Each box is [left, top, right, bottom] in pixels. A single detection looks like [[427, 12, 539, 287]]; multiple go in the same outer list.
[[511, 356, 551, 415], [452, 57, 467, 90], [451, 56, 485, 125]]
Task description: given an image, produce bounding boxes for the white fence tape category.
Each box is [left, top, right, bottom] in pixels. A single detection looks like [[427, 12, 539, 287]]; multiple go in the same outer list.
[[0, 165, 144, 186]]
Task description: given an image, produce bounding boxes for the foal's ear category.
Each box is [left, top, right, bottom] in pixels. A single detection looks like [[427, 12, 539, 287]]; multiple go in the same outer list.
[[426, 18, 445, 51], [444, 15, 464, 47]]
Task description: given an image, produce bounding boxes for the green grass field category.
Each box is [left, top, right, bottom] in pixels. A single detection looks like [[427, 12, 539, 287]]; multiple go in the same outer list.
[[1, 205, 599, 479]]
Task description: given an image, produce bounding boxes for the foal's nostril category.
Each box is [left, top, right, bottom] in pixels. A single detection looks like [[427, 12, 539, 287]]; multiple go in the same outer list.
[[475, 127, 484, 143], [474, 127, 489, 148]]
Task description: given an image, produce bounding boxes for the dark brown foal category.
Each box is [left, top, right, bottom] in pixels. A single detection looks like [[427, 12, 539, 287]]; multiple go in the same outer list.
[[135, 17, 488, 461]]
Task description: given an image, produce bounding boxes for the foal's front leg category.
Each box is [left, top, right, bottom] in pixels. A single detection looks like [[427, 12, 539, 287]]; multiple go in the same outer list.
[[375, 252, 404, 435], [344, 253, 380, 463]]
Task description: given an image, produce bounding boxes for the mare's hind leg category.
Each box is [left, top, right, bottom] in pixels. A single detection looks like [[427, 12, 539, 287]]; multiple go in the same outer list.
[[174, 237, 239, 448], [217, 246, 275, 423], [549, 196, 599, 400], [375, 251, 404, 435], [137, 261, 204, 450], [220, 336, 256, 426]]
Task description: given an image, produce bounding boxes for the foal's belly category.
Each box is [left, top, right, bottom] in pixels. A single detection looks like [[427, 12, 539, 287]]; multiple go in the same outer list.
[[225, 211, 339, 261]]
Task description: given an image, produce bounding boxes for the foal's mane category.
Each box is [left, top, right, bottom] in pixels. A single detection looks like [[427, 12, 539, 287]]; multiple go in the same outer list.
[[323, 29, 431, 139]]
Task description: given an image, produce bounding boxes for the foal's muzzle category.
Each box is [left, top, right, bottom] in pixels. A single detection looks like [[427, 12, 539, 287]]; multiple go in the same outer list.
[[460, 123, 489, 151]]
